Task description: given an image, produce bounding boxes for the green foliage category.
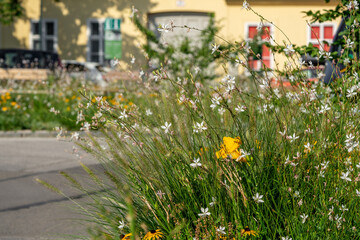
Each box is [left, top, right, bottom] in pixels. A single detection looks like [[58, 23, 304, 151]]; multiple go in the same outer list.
[[0, 0, 60, 25], [132, 13, 235, 83], [36, 2, 360, 239], [0, 0, 24, 25]]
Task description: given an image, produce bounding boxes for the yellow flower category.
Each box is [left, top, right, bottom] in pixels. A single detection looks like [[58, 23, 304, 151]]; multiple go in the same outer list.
[[64, 98, 69, 103], [66, 106, 71, 111], [11, 101, 16, 106], [198, 147, 209, 156], [241, 226, 258, 237], [2, 106, 8, 111], [71, 95, 76, 100], [143, 229, 164, 240], [120, 233, 132, 240], [216, 136, 246, 162]]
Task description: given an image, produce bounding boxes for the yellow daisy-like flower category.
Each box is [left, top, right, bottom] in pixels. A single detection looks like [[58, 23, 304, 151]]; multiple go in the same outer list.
[[216, 136, 246, 162], [143, 229, 164, 240], [120, 233, 132, 240], [241, 226, 258, 237]]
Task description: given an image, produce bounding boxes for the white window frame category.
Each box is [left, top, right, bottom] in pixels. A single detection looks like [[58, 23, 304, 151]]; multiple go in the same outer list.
[[87, 18, 105, 64], [244, 22, 274, 70], [30, 19, 58, 52], [307, 23, 336, 50]]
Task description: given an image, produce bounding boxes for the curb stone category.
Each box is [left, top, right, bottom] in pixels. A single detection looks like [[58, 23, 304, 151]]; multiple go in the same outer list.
[[0, 130, 58, 138], [0, 130, 103, 138]]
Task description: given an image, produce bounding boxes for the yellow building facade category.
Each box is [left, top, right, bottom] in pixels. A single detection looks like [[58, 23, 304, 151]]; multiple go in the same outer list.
[[0, 0, 338, 70]]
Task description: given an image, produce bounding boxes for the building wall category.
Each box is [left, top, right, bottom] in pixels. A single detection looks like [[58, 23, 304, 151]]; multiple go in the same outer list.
[[0, 0, 339, 70]]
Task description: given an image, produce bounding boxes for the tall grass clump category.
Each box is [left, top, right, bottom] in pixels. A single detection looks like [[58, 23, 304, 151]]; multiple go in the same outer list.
[[40, 1, 360, 239]]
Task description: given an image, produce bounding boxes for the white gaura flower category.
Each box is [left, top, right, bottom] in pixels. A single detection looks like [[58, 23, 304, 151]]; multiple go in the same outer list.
[[209, 197, 216, 206], [293, 191, 300, 198], [279, 129, 286, 137], [218, 107, 226, 115], [119, 110, 128, 120], [253, 193, 264, 203], [145, 109, 153, 116], [216, 226, 226, 235], [284, 44, 295, 55], [356, 189, 360, 197], [198, 207, 211, 217], [325, 52, 333, 60], [235, 105, 246, 112], [211, 43, 220, 54], [70, 132, 79, 141], [340, 171, 352, 182], [346, 85, 358, 98], [287, 133, 299, 143], [139, 69, 145, 78], [130, 6, 138, 18], [210, 95, 221, 109], [345, 133, 355, 144], [158, 23, 170, 32], [235, 56, 244, 66], [281, 237, 292, 240], [242, 0, 250, 10], [161, 122, 172, 134], [318, 104, 331, 114], [339, 205, 349, 212], [193, 121, 207, 133], [190, 158, 202, 168], [300, 214, 308, 224], [118, 220, 125, 229], [304, 142, 312, 152], [130, 56, 136, 64]]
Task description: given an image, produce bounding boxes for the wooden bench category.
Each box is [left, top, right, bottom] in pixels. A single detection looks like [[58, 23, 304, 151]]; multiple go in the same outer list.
[[0, 69, 49, 81]]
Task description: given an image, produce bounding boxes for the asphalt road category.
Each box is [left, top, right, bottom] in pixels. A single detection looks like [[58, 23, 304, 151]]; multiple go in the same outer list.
[[0, 138, 100, 240]]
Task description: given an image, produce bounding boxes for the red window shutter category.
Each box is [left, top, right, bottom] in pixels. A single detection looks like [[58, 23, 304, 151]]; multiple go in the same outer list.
[[324, 43, 330, 51], [312, 44, 320, 49], [262, 45, 270, 57], [311, 26, 320, 40], [324, 26, 333, 40], [248, 26, 258, 39], [261, 26, 271, 40], [263, 59, 271, 68]]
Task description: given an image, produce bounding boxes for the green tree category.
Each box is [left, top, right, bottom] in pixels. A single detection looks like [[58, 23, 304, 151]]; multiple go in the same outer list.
[[0, 0, 60, 25], [0, 0, 24, 25]]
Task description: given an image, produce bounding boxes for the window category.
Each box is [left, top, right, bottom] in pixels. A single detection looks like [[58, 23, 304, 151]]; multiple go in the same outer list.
[[87, 19, 104, 64], [308, 23, 335, 51], [30, 19, 57, 52], [245, 24, 273, 70]]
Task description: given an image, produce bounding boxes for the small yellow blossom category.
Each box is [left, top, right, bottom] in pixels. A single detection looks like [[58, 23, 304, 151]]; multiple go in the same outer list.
[[241, 226, 258, 237], [2, 107, 8, 111], [120, 233, 132, 240], [143, 229, 164, 240], [216, 136, 246, 162], [11, 102, 17, 106]]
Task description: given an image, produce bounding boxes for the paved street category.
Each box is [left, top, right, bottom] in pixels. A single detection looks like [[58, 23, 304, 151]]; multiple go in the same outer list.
[[0, 138, 99, 240]]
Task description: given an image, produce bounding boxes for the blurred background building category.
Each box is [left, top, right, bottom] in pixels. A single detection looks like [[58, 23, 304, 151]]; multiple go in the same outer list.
[[0, 0, 338, 70]]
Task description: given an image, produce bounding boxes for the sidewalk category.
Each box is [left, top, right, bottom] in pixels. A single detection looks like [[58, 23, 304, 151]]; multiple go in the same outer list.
[[0, 137, 99, 239]]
